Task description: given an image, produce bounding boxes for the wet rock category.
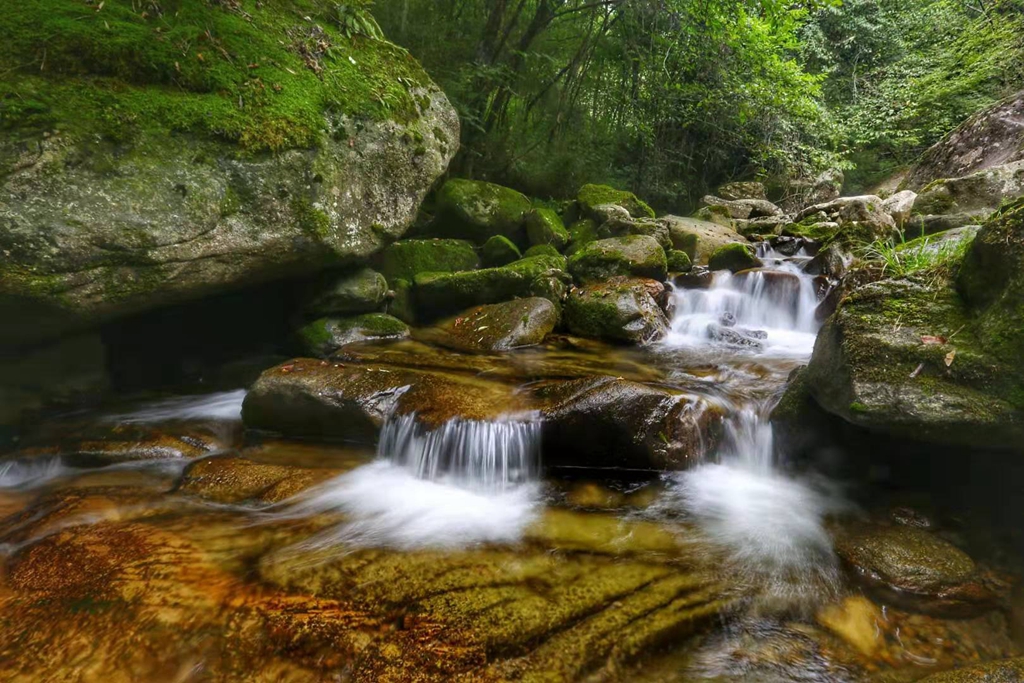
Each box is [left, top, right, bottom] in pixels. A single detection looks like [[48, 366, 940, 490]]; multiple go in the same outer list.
[[816, 595, 884, 657], [534, 376, 722, 470], [769, 235, 809, 256], [306, 267, 388, 316], [480, 234, 522, 267], [417, 298, 559, 352], [563, 277, 670, 345], [413, 254, 570, 321], [375, 238, 478, 283], [568, 235, 668, 283], [733, 268, 804, 307], [577, 183, 656, 220], [12, 422, 230, 466], [597, 214, 673, 250], [294, 314, 409, 357], [662, 215, 746, 264], [717, 181, 767, 201], [735, 215, 788, 238], [706, 324, 765, 350], [918, 657, 1024, 682], [178, 456, 341, 504], [242, 359, 525, 438], [667, 249, 693, 273], [674, 266, 715, 289], [835, 524, 1004, 617], [804, 242, 853, 279], [882, 189, 917, 226], [565, 218, 599, 255], [525, 208, 570, 250], [432, 178, 532, 244], [708, 242, 762, 272], [890, 506, 935, 530]]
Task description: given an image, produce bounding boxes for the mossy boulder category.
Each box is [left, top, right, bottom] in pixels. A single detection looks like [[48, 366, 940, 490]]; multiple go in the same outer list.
[[666, 250, 693, 273], [417, 298, 558, 352], [565, 219, 599, 255], [295, 314, 409, 357], [433, 179, 532, 244], [525, 208, 570, 250], [305, 268, 388, 316], [576, 184, 655, 220], [707, 243, 762, 272], [568, 236, 667, 284], [563, 277, 670, 345], [523, 244, 563, 259], [376, 239, 478, 283], [661, 215, 745, 264], [413, 255, 570, 321], [0, 0, 458, 349], [480, 235, 523, 267], [792, 196, 897, 246]]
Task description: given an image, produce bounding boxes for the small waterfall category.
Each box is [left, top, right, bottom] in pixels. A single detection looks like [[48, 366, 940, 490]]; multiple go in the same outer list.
[[378, 413, 540, 489], [104, 389, 247, 423]]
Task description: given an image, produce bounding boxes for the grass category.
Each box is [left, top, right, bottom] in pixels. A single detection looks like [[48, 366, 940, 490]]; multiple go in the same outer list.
[[861, 230, 975, 279]]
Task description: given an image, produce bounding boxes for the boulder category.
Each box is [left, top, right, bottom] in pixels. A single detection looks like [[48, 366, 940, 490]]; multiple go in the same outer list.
[[413, 255, 570, 321], [305, 268, 388, 316], [666, 250, 693, 273], [534, 377, 722, 470], [567, 235, 667, 284], [563, 277, 670, 345], [700, 195, 784, 220], [779, 168, 844, 213], [904, 90, 1024, 191], [576, 184, 655, 220], [417, 298, 558, 352], [793, 195, 897, 244], [905, 212, 979, 237], [432, 179, 532, 244], [707, 243, 762, 272], [661, 216, 746, 265], [376, 239, 478, 283], [911, 160, 1024, 224], [882, 190, 917, 227], [523, 244, 563, 259], [716, 181, 767, 201], [295, 314, 409, 357], [835, 523, 1004, 617], [0, 2, 457, 350], [734, 216, 788, 238], [525, 208, 570, 250], [565, 219, 599, 255], [480, 234, 523, 267]]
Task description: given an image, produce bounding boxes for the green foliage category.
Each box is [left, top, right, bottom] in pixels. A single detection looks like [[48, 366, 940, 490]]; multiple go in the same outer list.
[[861, 231, 974, 278], [334, 1, 385, 39]]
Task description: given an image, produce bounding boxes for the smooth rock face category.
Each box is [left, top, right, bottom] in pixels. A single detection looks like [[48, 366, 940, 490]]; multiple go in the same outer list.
[[432, 178, 532, 244], [568, 235, 668, 283], [563, 277, 670, 345], [905, 89, 1024, 190], [418, 298, 559, 352], [0, 94, 458, 350], [661, 215, 745, 264]]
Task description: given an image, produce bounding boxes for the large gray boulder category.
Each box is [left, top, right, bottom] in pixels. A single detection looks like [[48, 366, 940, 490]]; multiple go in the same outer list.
[[660, 216, 746, 265], [910, 160, 1024, 229]]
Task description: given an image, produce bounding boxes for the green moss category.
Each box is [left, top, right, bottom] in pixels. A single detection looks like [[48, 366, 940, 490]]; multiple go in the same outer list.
[[525, 208, 569, 250], [566, 219, 599, 256], [0, 0, 431, 151], [295, 313, 409, 356], [375, 238, 478, 282], [433, 179, 532, 244], [707, 242, 760, 272], [849, 401, 868, 414], [524, 244, 562, 259], [292, 196, 331, 239], [577, 184, 655, 219], [480, 235, 522, 267], [568, 235, 667, 284], [666, 249, 692, 273]]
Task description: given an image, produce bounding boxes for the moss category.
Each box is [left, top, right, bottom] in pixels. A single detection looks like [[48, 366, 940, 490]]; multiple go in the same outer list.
[[0, 0, 431, 152], [525, 208, 569, 250], [563, 278, 668, 344], [577, 184, 655, 219], [291, 196, 331, 239], [666, 249, 692, 273], [432, 178, 532, 244], [707, 242, 761, 272], [375, 238, 478, 283], [523, 244, 562, 259], [480, 235, 522, 267], [568, 235, 667, 284], [295, 313, 408, 356]]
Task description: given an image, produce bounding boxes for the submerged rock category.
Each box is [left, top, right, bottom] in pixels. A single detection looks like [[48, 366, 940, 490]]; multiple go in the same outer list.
[[417, 298, 559, 352], [294, 314, 409, 357], [178, 456, 342, 504], [432, 178, 532, 244], [564, 277, 670, 345], [568, 235, 668, 283]]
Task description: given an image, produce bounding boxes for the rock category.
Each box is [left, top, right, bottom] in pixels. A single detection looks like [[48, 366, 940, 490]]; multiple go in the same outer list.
[[525, 208, 570, 250], [911, 160, 1024, 224], [904, 90, 1024, 190], [803, 242, 853, 279], [563, 277, 670, 345], [12, 423, 230, 466], [414, 254, 570, 321], [388, 278, 417, 324], [178, 456, 341, 504], [906, 212, 979, 237], [305, 268, 388, 316], [586, 203, 633, 226], [661, 215, 746, 264], [835, 524, 1003, 616], [567, 235, 667, 283], [523, 244, 563, 259], [666, 249, 692, 273], [707, 243, 762, 272], [480, 234, 523, 267], [295, 314, 409, 357], [732, 269, 804, 310], [432, 179, 532, 244], [794, 195, 897, 244], [779, 168, 844, 213], [735, 215, 787, 238], [917, 658, 1024, 682], [242, 359, 525, 438], [376, 239, 478, 283], [882, 190, 917, 227], [769, 235, 809, 256], [694, 205, 736, 229], [576, 184, 655, 220], [534, 376, 722, 470], [597, 214, 672, 250], [706, 324, 766, 350], [673, 266, 714, 290], [700, 195, 783, 220], [716, 181, 767, 201], [565, 218, 599, 255], [417, 298, 559, 352], [0, 3, 457, 349]]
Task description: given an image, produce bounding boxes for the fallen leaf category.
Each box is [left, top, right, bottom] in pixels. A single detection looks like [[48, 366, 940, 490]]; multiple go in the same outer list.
[[944, 349, 956, 367], [909, 363, 924, 378], [920, 335, 946, 345]]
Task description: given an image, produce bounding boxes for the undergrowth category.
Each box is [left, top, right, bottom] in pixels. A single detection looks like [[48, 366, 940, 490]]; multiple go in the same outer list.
[[862, 230, 975, 279]]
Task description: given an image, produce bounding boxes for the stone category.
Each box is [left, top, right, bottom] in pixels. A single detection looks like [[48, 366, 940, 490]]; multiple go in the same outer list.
[[700, 195, 783, 220], [661, 215, 746, 264], [904, 89, 1024, 190], [882, 189, 917, 227], [673, 266, 714, 290], [388, 278, 417, 324], [0, 2, 458, 349], [906, 212, 979, 237], [563, 277, 670, 345], [417, 298, 559, 352], [716, 181, 767, 201], [376, 239, 478, 283], [735, 215, 788, 238], [523, 244, 563, 259], [432, 179, 532, 244], [12, 422, 230, 466], [534, 376, 722, 470], [779, 168, 844, 213], [917, 658, 1024, 682], [525, 208, 570, 250], [480, 234, 523, 267], [666, 249, 692, 273], [835, 524, 1003, 617], [178, 456, 341, 504], [414, 255, 570, 321], [576, 184, 656, 220], [565, 218, 599, 256], [568, 236, 667, 284], [305, 268, 388, 316], [803, 242, 853, 279], [707, 242, 762, 272], [294, 314, 409, 357], [794, 195, 897, 244], [911, 160, 1024, 223]]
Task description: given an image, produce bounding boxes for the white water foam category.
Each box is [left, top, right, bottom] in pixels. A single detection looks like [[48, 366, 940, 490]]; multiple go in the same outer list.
[[104, 389, 246, 423]]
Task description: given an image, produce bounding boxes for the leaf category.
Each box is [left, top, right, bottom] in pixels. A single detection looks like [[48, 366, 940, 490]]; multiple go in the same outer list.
[[920, 335, 946, 345], [944, 349, 956, 367], [909, 363, 924, 378]]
